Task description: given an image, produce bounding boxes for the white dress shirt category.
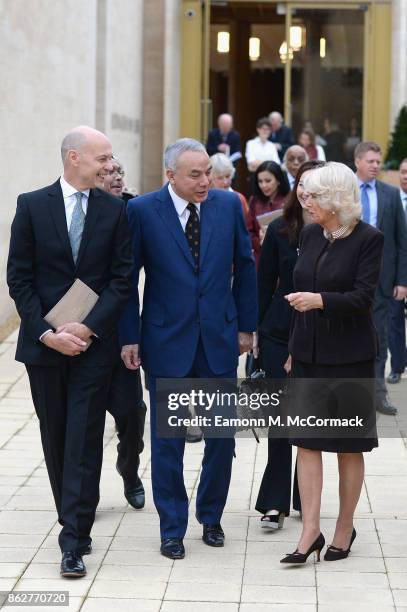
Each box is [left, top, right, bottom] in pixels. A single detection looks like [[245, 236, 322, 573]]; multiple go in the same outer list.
[[286, 171, 296, 190], [245, 137, 280, 166], [358, 177, 378, 227], [40, 178, 90, 342], [400, 188, 407, 216], [60, 176, 89, 231], [168, 184, 200, 231]]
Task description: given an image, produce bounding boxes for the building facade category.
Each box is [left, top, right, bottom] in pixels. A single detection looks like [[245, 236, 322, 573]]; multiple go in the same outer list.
[[0, 0, 406, 324]]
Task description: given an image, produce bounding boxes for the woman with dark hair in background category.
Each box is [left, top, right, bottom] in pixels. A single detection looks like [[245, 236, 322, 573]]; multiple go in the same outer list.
[[299, 128, 326, 162], [254, 160, 326, 529], [248, 161, 290, 266]]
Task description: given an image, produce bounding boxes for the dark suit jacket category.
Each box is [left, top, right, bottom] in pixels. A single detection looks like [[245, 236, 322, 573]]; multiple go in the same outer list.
[[289, 221, 384, 365], [375, 180, 407, 296], [269, 125, 295, 160], [206, 128, 242, 159], [119, 185, 257, 377], [258, 217, 298, 343], [7, 180, 133, 366]]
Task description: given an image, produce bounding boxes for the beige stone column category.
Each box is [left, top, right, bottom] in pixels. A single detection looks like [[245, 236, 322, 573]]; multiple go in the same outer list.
[[391, 0, 407, 125], [141, 0, 165, 193]]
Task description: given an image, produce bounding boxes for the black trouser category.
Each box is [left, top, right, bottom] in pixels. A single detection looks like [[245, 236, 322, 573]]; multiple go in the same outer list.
[[107, 359, 146, 488], [255, 335, 301, 515], [27, 360, 111, 553]]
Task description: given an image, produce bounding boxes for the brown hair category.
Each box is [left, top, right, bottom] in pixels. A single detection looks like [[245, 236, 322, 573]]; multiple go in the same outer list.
[[279, 160, 326, 244], [256, 117, 271, 130], [400, 158, 407, 168], [354, 141, 382, 159], [299, 127, 316, 146]]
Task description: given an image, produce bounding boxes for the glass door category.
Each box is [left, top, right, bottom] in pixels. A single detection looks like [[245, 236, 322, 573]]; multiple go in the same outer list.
[[285, 4, 366, 164]]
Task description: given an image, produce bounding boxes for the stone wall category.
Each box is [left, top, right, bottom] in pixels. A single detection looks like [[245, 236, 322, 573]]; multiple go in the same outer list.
[[391, 0, 407, 126], [0, 0, 143, 324]]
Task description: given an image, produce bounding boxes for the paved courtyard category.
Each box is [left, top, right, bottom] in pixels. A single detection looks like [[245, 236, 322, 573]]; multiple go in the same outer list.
[[0, 328, 406, 611]]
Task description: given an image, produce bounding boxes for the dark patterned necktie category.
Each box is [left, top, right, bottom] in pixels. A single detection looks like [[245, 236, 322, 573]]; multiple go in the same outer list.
[[185, 203, 200, 272]]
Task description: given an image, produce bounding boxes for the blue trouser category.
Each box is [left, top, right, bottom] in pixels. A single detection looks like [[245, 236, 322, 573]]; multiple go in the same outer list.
[[388, 298, 407, 374], [148, 339, 236, 539]]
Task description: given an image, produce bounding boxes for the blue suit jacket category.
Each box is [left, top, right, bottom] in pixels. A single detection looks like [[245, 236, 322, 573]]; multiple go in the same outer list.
[[119, 185, 257, 376]]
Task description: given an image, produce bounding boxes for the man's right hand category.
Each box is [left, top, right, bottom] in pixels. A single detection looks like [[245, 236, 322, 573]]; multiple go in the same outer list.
[[42, 331, 87, 356], [121, 344, 140, 370]]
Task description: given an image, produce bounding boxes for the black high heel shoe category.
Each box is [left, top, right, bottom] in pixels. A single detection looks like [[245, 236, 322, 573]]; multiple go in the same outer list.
[[324, 527, 356, 561], [280, 533, 325, 564], [260, 512, 285, 530]]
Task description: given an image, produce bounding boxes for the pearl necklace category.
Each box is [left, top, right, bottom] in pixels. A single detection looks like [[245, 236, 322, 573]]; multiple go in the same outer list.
[[323, 225, 350, 242]]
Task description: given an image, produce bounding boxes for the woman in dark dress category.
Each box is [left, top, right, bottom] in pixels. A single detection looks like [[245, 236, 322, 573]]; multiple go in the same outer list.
[[255, 161, 325, 529], [281, 162, 384, 564], [248, 161, 290, 266]]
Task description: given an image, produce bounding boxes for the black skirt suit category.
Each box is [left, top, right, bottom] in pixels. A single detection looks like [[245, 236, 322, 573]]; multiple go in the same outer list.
[[289, 221, 384, 453]]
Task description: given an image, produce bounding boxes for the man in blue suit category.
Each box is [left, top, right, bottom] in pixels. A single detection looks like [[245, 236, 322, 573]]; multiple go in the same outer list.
[[120, 138, 257, 559]]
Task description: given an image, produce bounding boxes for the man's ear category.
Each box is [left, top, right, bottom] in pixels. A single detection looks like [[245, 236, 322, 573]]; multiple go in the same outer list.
[[166, 169, 175, 184], [68, 150, 79, 167]]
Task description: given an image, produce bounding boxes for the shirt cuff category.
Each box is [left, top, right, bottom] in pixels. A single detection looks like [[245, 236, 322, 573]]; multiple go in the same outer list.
[[39, 329, 53, 342]]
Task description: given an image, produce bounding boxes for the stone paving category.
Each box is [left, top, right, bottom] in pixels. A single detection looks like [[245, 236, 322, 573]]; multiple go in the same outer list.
[[0, 328, 406, 611]]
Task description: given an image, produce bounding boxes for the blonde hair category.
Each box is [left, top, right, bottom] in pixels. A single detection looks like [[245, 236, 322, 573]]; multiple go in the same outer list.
[[303, 162, 361, 226]]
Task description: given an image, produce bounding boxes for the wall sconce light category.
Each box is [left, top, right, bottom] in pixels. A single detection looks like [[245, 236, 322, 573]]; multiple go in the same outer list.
[[279, 41, 294, 64], [320, 37, 326, 58], [290, 26, 303, 51], [249, 37, 261, 61], [217, 31, 230, 53]]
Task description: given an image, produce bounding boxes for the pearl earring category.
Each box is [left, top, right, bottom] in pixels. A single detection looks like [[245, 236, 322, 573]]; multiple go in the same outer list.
[[332, 211, 336, 215]]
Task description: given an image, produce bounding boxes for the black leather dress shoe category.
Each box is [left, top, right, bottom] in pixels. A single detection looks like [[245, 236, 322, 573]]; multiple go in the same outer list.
[[387, 372, 402, 384], [116, 461, 145, 509], [160, 538, 185, 559], [124, 479, 145, 510], [78, 544, 92, 555], [376, 397, 398, 416], [202, 524, 225, 547], [60, 552, 86, 578]]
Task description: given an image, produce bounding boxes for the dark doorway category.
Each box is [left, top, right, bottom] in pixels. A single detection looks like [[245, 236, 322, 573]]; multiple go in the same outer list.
[[209, 2, 286, 195]]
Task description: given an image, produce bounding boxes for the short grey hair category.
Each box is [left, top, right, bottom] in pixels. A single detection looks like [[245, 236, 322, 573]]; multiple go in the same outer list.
[[303, 162, 362, 226], [269, 111, 283, 122], [112, 156, 124, 170], [61, 131, 87, 163], [164, 138, 207, 171], [283, 145, 309, 166], [210, 153, 235, 178]]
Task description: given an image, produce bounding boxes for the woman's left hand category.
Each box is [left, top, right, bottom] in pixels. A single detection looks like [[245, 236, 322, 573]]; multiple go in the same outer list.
[[285, 292, 323, 312]]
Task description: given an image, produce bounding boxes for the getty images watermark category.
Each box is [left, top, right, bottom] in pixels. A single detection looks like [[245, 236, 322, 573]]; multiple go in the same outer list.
[[155, 378, 381, 439], [166, 389, 364, 430]]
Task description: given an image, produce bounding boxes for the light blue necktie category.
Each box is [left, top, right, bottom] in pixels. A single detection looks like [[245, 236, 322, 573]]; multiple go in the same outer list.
[[69, 192, 85, 264], [361, 183, 371, 224]]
